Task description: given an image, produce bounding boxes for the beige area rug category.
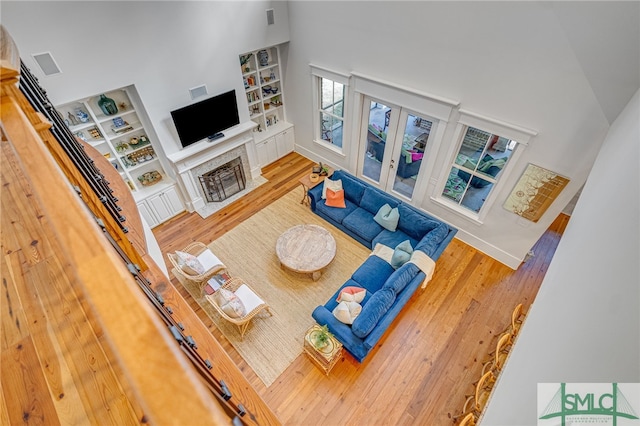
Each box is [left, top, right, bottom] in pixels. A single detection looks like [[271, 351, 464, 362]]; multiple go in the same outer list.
[[176, 189, 369, 387]]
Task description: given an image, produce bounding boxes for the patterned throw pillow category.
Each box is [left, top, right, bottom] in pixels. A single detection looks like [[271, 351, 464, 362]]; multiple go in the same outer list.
[[212, 288, 246, 318], [332, 301, 362, 325], [175, 251, 205, 275], [337, 286, 367, 303]]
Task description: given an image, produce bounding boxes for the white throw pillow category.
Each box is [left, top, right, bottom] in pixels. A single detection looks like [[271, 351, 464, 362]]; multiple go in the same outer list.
[[322, 178, 343, 199], [332, 301, 362, 325]]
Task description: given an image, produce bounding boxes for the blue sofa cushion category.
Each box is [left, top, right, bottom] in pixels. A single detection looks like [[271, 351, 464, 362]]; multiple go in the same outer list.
[[415, 222, 449, 257], [340, 173, 367, 205], [382, 263, 420, 295], [360, 187, 399, 215], [343, 208, 384, 243], [352, 287, 396, 338], [351, 255, 395, 293], [397, 204, 441, 241], [315, 198, 359, 224]]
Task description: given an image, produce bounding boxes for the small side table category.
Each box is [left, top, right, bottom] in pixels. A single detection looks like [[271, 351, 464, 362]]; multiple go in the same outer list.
[[298, 168, 333, 206], [303, 324, 343, 375]]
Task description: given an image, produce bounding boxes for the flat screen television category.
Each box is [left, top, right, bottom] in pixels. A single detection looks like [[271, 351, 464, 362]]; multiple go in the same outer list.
[[170, 89, 239, 148]]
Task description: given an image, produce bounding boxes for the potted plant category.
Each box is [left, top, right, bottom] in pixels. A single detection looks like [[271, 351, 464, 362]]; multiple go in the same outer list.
[[239, 53, 253, 72], [310, 325, 332, 349]]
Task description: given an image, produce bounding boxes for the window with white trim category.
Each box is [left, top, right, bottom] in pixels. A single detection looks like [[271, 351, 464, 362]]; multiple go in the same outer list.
[[311, 65, 349, 150], [439, 110, 536, 217]]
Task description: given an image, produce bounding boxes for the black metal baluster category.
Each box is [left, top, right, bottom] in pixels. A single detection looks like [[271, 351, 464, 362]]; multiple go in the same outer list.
[[98, 220, 249, 424], [18, 62, 127, 228]]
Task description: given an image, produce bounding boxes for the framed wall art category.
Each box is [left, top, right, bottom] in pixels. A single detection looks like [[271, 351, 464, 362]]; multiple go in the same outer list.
[[504, 163, 570, 222]]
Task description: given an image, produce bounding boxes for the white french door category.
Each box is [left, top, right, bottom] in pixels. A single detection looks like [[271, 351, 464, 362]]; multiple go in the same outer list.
[[357, 96, 433, 201]]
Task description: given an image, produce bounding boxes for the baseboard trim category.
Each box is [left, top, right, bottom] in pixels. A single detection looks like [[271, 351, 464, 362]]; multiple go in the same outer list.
[[454, 229, 523, 270]]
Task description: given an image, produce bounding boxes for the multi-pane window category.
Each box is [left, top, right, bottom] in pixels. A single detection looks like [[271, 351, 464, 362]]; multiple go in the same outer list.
[[442, 126, 516, 213], [318, 77, 345, 147], [311, 66, 350, 150]]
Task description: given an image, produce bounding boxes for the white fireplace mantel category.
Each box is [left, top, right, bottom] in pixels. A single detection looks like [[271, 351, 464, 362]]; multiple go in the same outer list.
[[167, 121, 258, 173], [166, 121, 259, 211]]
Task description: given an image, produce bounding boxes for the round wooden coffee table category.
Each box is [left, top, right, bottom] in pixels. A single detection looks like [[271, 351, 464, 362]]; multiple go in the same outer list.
[[276, 224, 336, 281]]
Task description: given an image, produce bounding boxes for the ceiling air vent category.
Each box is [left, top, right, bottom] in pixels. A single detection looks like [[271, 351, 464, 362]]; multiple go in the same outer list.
[[32, 52, 61, 76]]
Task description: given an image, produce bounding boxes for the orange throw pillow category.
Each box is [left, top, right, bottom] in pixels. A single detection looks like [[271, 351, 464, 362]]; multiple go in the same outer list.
[[325, 188, 346, 208]]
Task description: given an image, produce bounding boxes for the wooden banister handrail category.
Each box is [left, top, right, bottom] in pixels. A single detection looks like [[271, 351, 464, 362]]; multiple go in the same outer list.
[[1, 25, 20, 78], [1, 27, 232, 425]]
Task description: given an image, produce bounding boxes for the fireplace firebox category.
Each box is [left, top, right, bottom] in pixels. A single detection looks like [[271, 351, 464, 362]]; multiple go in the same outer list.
[[198, 157, 246, 202]]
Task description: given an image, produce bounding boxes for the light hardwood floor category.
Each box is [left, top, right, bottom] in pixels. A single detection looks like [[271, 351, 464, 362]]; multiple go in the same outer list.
[[154, 152, 569, 425]]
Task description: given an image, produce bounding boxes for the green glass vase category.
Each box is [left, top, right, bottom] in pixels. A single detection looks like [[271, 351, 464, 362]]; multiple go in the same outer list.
[[98, 94, 118, 115]]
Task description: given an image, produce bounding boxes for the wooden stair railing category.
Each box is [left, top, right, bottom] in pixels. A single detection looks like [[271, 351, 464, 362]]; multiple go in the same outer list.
[[1, 25, 276, 425], [101, 223, 249, 422], [17, 57, 146, 271]]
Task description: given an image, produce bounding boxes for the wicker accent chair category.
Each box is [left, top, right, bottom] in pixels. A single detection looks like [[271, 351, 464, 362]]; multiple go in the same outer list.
[[206, 277, 272, 340], [167, 242, 226, 291]]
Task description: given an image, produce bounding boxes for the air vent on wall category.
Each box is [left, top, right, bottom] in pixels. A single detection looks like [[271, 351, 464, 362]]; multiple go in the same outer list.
[[189, 84, 208, 100], [266, 8, 275, 25], [32, 52, 61, 76]]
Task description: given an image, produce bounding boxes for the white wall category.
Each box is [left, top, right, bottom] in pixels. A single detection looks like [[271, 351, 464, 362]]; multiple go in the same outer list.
[[3, 1, 638, 267], [482, 89, 640, 425], [2, 0, 290, 157], [284, 1, 638, 267]]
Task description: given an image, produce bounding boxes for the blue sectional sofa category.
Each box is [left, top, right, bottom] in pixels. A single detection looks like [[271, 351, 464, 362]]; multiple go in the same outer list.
[[309, 170, 457, 362]]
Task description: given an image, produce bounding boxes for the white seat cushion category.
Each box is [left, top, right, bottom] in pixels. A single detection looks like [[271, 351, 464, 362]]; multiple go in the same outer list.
[[234, 284, 264, 313], [196, 249, 224, 271]]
